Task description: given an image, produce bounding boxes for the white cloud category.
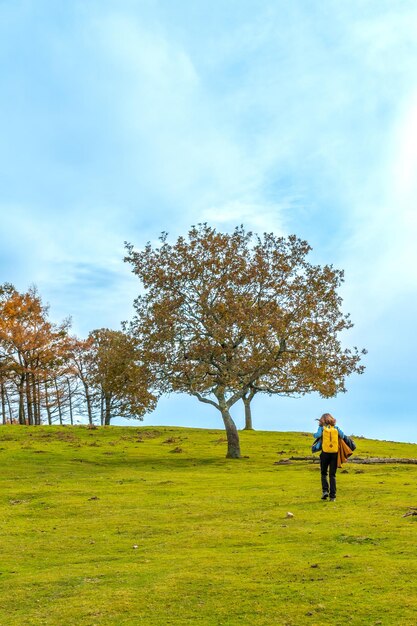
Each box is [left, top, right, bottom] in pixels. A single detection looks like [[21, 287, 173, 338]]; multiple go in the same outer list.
[[201, 199, 289, 234]]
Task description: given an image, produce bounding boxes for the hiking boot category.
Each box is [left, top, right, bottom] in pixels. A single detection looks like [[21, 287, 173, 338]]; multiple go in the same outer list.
[[321, 492, 329, 500]]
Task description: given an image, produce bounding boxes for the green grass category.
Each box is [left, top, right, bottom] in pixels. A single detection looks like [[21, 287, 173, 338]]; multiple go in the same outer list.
[[1, 425, 417, 626]]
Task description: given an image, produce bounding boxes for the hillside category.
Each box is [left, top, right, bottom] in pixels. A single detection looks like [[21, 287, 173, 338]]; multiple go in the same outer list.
[[1, 425, 417, 625]]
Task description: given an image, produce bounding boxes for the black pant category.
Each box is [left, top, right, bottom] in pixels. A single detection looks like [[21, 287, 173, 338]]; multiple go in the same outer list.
[[320, 452, 338, 498]]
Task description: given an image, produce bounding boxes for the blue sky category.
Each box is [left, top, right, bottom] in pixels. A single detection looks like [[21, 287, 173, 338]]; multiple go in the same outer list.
[[1, 0, 417, 441]]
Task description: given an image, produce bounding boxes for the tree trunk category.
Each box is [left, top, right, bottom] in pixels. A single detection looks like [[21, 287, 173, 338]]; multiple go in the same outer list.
[[44, 381, 52, 425], [242, 388, 256, 430], [83, 382, 93, 425], [220, 408, 241, 459], [4, 385, 13, 422], [100, 393, 105, 426], [32, 374, 40, 425], [104, 394, 112, 426], [36, 379, 42, 425], [192, 390, 242, 458], [243, 397, 253, 430], [67, 378, 74, 425], [289, 455, 417, 465], [25, 371, 33, 425], [18, 374, 26, 424], [1, 383, 6, 424], [54, 378, 63, 425]]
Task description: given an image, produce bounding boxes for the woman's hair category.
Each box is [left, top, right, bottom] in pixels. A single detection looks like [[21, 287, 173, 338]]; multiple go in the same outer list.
[[319, 413, 336, 426]]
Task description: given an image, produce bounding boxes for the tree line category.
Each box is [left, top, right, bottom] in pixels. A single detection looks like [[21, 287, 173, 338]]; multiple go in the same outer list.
[[0, 225, 366, 457], [0, 284, 155, 426]]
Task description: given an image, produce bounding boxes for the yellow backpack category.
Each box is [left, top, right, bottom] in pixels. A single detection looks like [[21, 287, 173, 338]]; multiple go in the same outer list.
[[322, 426, 339, 452]]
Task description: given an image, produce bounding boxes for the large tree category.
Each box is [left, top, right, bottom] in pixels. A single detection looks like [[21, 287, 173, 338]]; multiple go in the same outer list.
[[125, 224, 365, 458]]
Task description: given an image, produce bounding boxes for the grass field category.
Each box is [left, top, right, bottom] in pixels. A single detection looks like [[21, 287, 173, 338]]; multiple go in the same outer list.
[[1, 425, 417, 626]]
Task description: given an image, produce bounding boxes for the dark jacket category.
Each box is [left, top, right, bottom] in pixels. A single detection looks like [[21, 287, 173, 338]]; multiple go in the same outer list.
[[343, 435, 356, 451]]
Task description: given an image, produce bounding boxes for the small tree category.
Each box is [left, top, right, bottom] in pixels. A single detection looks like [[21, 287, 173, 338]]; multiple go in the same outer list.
[[125, 224, 365, 458], [69, 337, 99, 426], [86, 328, 157, 425]]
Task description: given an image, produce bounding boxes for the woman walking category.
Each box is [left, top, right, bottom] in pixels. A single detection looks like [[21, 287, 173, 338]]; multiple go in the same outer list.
[[314, 413, 345, 501]]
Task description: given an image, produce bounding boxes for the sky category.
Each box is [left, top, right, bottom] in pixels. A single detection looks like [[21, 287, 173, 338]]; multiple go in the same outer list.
[[1, 0, 417, 442]]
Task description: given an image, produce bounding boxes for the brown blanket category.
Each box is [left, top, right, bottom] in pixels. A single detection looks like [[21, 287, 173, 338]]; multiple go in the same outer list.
[[337, 438, 354, 468]]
